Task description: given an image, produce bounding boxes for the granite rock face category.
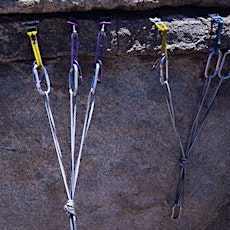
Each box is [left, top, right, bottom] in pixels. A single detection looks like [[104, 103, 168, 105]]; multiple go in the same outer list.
[[0, 13, 230, 62], [0, 1, 230, 230], [1, 54, 230, 230], [0, 0, 230, 13]]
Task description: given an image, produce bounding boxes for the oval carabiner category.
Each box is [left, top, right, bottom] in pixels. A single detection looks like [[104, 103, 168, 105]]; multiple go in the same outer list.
[[205, 49, 222, 79], [160, 55, 169, 85], [218, 50, 230, 79], [33, 63, 50, 95], [69, 63, 79, 96], [171, 203, 182, 220]]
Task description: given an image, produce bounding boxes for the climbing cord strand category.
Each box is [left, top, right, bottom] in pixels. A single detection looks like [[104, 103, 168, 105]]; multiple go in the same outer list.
[[150, 18, 186, 218], [72, 18, 111, 193], [150, 15, 228, 219], [24, 21, 79, 230], [149, 17, 185, 161]]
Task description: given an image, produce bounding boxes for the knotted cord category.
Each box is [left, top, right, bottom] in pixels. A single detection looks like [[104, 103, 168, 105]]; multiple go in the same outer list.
[[24, 19, 110, 230], [150, 15, 229, 219]]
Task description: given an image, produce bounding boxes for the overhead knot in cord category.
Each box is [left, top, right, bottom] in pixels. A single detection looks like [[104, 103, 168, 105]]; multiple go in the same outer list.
[[179, 157, 188, 167], [64, 199, 76, 216]]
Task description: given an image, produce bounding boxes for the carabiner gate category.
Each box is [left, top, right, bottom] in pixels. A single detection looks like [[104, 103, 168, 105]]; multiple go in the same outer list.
[[33, 63, 50, 95], [205, 49, 222, 79], [218, 50, 230, 79], [69, 63, 80, 96], [160, 55, 169, 84]]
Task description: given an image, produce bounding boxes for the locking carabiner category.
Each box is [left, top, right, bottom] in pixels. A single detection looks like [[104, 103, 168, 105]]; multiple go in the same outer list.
[[218, 50, 230, 79], [149, 17, 167, 55], [22, 20, 43, 69]]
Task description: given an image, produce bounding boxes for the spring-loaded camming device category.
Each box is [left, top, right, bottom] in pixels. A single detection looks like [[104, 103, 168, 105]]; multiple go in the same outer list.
[[22, 20, 43, 68], [22, 21, 50, 95], [94, 18, 111, 83]]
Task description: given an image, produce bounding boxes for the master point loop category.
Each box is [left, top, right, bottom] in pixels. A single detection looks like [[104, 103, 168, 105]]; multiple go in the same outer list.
[[64, 199, 76, 217]]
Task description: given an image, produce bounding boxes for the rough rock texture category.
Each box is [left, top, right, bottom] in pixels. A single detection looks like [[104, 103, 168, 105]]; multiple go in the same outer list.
[[0, 13, 230, 62], [0, 1, 230, 230], [1, 54, 230, 230], [0, 0, 230, 14]]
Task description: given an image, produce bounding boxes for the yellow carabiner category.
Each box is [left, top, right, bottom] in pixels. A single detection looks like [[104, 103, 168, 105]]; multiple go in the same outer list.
[[149, 17, 167, 55], [22, 21, 43, 68]]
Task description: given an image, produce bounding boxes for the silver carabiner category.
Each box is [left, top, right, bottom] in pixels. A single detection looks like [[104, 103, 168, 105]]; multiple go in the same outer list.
[[33, 63, 50, 95], [218, 50, 230, 79], [69, 63, 79, 96], [171, 203, 182, 219], [160, 55, 169, 85], [205, 49, 222, 79]]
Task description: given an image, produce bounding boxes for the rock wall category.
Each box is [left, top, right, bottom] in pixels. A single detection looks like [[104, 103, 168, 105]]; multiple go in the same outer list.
[[0, 1, 230, 230], [0, 0, 230, 14]]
